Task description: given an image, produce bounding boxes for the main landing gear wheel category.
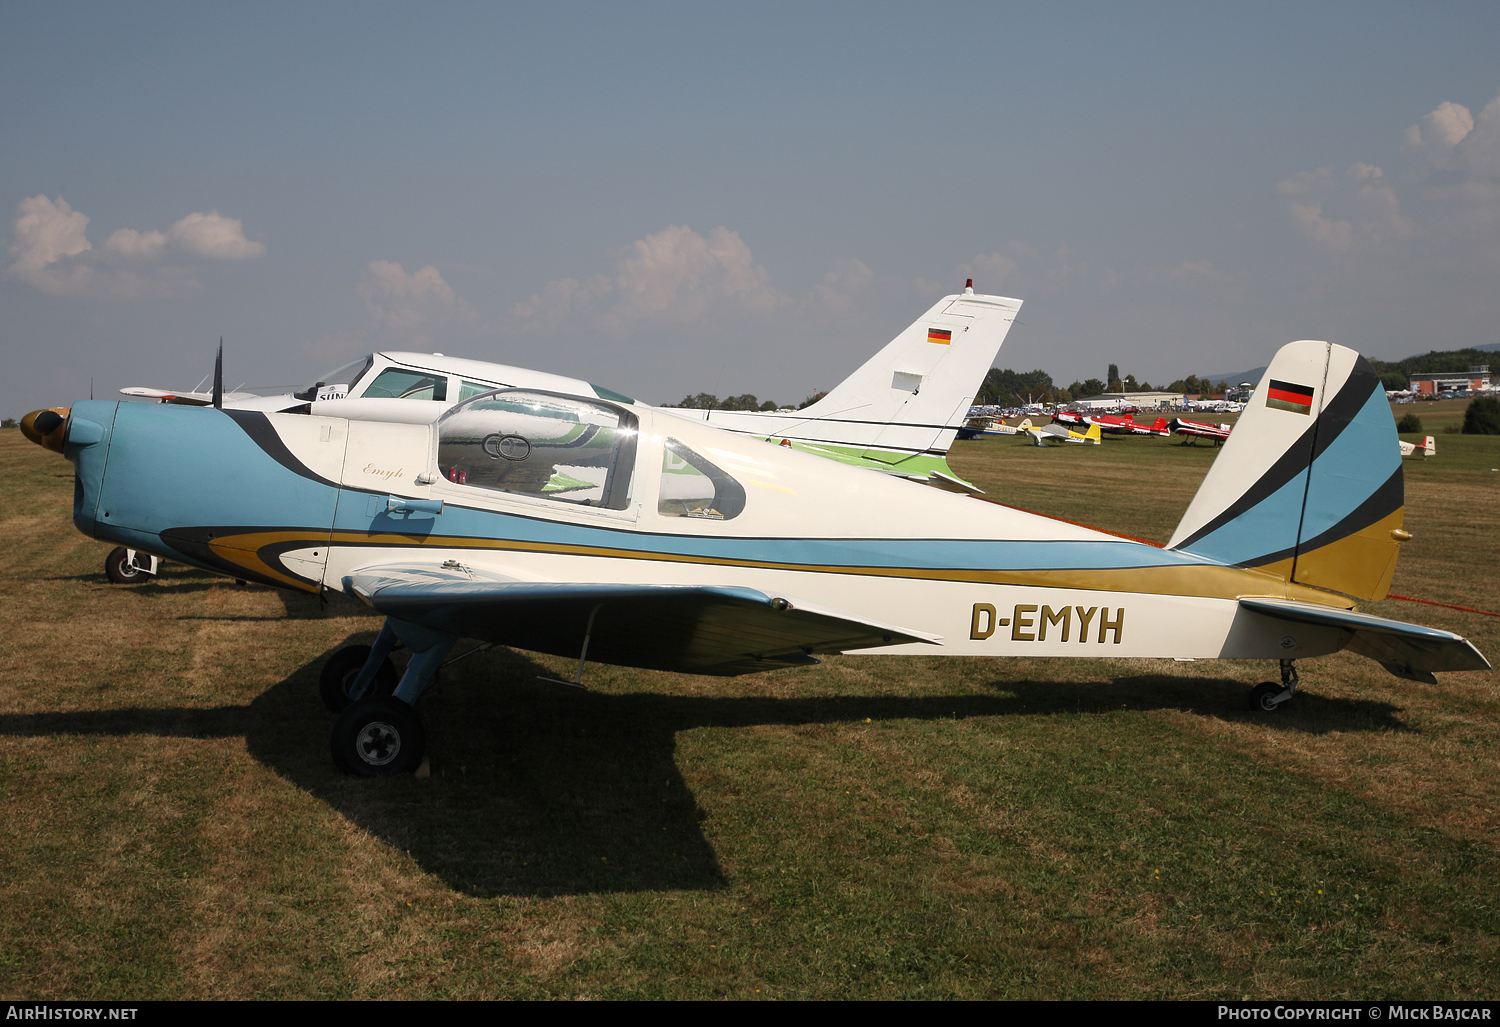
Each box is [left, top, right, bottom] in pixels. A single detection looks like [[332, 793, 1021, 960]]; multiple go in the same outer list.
[[331, 697, 426, 776], [319, 645, 399, 712], [104, 546, 146, 584]]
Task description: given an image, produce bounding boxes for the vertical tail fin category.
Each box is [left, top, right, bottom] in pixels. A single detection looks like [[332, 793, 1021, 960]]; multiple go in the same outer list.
[[1167, 341, 1404, 601], [1423, 435, 1435, 457], [692, 290, 1021, 475], [793, 290, 1022, 461]]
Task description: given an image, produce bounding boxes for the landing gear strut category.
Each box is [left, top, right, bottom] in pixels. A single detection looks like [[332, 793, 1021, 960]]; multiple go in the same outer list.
[[1249, 660, 1299, 712], [328, 618, 456, 776]]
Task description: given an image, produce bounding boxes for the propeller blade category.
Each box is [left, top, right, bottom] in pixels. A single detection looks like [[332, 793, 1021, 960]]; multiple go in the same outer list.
[[213, 338, 223, 410]]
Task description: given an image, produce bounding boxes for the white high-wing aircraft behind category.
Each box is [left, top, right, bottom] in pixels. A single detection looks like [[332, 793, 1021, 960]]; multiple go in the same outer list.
[[22, 338, 1490, 776], [122, 284, 1019, 490], [95, 286, 1018, 581]]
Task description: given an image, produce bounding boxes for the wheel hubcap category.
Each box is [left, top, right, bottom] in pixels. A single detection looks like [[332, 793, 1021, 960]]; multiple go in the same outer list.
[[355, 721, 400, 765]]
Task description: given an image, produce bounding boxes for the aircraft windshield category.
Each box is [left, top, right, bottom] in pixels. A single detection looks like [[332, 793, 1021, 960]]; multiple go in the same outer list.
[[437, 390, 637, 510], [296, 356, 374, 401]]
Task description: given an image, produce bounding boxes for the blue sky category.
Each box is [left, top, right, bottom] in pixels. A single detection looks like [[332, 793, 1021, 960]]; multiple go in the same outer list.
[[4, 1, 1499, 414]]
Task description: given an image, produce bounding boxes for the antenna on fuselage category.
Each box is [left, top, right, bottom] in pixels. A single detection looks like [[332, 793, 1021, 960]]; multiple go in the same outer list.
[[213, 338, 223, 410]]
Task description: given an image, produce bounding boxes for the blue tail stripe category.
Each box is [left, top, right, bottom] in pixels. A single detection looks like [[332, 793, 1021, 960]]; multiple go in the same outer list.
[[1177, 471, 1308, 567], [1181, 384, 1397, 568], [1297, 386, 1402, 541]]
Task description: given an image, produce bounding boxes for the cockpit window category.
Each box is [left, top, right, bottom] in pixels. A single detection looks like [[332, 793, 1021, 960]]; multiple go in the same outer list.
[[361, 367, 449, 401], [437, 390, 638, 510], [295, 356, 373, 401], [458, 379, 497, 401], [658, 439, 745, 520]]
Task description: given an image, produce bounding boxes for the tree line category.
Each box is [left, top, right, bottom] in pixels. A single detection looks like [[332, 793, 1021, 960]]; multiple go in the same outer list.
[[974, 364, 1233, 407], [657, 344, 1497, 413], [661, 391, 827, 411]]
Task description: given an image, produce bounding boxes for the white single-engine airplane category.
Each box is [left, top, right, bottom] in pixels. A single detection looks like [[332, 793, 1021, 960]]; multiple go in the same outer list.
[[1398, 435, 1435, 458], [23, 339, 1489, 775], [121, 284, 1020, 488]]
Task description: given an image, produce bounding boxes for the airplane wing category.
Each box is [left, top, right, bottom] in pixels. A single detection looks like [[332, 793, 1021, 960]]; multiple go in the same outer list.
[[120, 387, 259, 406], [348, 570, 942, 676], [1238, 597, 1491, 684]]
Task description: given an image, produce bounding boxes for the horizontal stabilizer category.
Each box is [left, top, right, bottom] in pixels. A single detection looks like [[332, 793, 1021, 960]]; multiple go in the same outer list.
[[906, 469, 985, 495], [348, 571, 941, 675], [1238, 597, 1491, 683]]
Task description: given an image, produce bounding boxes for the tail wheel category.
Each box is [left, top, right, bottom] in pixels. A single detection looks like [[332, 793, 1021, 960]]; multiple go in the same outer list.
[[1249, 682, 1286, 712], [104, 547, 146, 584], [331, 697, 426, 776], [319, 645, 399, 712]]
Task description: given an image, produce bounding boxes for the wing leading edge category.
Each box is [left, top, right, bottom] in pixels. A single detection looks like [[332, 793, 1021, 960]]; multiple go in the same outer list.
[[1238, 597, 1490, 684], [349, 572, 942, 676]]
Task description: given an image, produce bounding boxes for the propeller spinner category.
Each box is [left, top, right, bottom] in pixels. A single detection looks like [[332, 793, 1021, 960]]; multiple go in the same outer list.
[[20, 407, 71, 454]]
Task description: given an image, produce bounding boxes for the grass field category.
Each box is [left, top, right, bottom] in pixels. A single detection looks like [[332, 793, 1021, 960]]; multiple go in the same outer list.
[[0, 404, 1497, 1000]]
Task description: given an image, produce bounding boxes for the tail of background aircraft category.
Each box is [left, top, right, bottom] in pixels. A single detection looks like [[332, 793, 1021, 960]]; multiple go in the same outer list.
[[687, 287, 1022, 481], [793, 288, 1022, 459], [1167, 341, 1404, 601]]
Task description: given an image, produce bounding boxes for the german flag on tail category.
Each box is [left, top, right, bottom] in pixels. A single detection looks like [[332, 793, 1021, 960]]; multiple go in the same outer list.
[[927, 328, 952, 345], [1265, 379, 1315, 414]]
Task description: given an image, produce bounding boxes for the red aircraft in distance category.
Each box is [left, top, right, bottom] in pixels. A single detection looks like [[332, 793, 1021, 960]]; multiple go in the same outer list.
[[1169, 417, 1233, 446], [1052, 411, 1171, 436]]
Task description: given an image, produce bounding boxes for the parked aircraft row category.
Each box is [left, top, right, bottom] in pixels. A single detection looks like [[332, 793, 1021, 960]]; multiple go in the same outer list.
[[1053, 410, 1171, 437]]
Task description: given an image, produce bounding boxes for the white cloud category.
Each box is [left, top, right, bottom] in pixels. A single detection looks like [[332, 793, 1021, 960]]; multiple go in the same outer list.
[[1286, 88, 1500, 258], [103, 227, 167, 259], [959, 243, 1121, 299], [356, 259, 476, 343], [6, 195, 264, 298], [1276, 163, 1411, 251], [807, 259, 874, 313], [513, 225, 787, 334], [1162, 259, 1230, 284], [1404, 100, 1475, 165], [1458, 90, 1500, 179], [8, 195, 91, 276], [167, 211, 265, 259]]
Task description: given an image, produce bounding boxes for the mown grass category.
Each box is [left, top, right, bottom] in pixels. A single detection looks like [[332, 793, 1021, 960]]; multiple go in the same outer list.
[[0, 419, 1496, 1000]]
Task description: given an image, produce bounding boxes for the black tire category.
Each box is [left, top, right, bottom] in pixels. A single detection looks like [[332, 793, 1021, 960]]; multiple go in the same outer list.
[[318, 645, 399, 713], [331, 697, 426, 776], [104, 546, 146, 584], [1249, 682, 1285, 712]]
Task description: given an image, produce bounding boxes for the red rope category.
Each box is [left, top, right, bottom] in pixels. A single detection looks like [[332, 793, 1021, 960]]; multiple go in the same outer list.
[[1385, 593, 1500, 618]]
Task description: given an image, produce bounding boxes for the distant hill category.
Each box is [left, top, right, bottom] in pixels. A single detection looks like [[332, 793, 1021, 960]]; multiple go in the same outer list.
[[1196, 366, 1267, 387], [1196, 344, 1496, 390], [1368, 346, 1496, 377]]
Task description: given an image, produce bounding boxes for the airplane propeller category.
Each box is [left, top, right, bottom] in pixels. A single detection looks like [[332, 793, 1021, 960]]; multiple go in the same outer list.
[[213, 338, 223, 411]]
